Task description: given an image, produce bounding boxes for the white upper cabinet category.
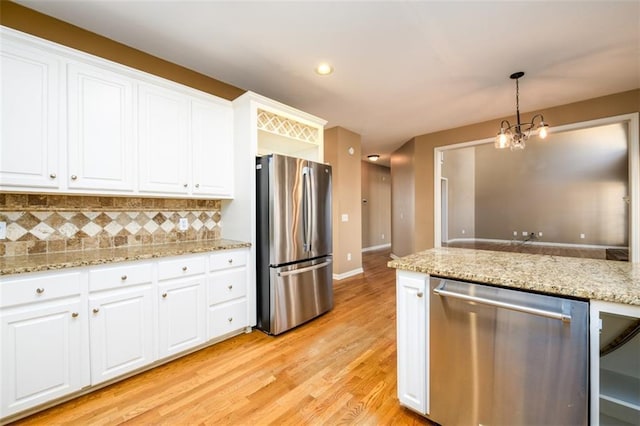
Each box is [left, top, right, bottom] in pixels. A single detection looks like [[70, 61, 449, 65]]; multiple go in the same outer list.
[[0, 35, 60, 190], [67, 61, 135, 192], [0, 26, 234, 199], [138, 83, 189, 195], [191, 99, 233, 197]]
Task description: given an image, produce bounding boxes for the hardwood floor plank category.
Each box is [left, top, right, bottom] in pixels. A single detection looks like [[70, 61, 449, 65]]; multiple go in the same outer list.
[[12, 249, 432, 425]]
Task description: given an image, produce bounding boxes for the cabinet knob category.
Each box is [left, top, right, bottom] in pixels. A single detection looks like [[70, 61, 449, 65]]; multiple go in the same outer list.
[[417, 291, 424, 298], [71, 312, 79, 318], [195, 183, 200, 188], [182, 266, 188, 271], [183, 183, 188, 188], [93, 308, 100, 314], [49, 173, 57, 179], [36, 287, 45, 294], [227, 285, 233, 290], [121, 275, 127, 281], [71, 175, 78, 180], [228, 317, 233, 323], [162, 293, 167, 298]]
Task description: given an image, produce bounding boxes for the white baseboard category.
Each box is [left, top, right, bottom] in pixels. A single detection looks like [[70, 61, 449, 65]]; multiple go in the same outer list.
[[362, 243, 391, 252], [333, 268, 364, 281], [390, 253, 400, 260], [445, 237, 626, 250]]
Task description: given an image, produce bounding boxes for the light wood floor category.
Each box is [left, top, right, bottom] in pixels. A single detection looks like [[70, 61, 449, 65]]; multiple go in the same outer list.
[[13, 250, 430, 425]]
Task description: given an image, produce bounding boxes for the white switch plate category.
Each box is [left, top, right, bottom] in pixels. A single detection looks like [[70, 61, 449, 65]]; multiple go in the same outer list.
[[341, 214, 349, 222], [0, 221, 6, 239], [178, 218, 188, 231]]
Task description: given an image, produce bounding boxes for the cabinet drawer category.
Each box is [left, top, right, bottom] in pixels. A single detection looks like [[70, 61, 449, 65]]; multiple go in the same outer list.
[[209, 250, 247, 271], [208, 299, 247, 339], [158, 256, 205, 281], [1, 272, 82, 308], [89, 262, 152, 292], [208, 269, 247, 305]]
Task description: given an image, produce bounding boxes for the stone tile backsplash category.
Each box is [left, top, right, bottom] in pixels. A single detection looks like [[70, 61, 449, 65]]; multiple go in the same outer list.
[[0, 193, 222, 257]]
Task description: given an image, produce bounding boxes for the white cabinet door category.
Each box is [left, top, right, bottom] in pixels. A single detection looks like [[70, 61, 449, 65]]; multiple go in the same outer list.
[[89, 286, 155, 385], [1, 300, 87, 417], [0, 38, 60, 190], [67, 62, 134, 192], [138, 83, 189, 195], [396, 270, 428, 415], [191, 99, 233, 198], [158, 277, 206, 358]]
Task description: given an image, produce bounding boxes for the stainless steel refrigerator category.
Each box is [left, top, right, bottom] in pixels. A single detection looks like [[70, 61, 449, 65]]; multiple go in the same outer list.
[[255, 154, 333, 335]]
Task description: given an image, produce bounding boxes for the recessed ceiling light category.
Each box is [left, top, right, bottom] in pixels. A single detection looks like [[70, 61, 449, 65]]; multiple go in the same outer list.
[[315, 63, 334, 75]]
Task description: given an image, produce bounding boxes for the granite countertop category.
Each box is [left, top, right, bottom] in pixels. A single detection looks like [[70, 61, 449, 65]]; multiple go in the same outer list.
[[0, 239, 251, 275], [388, 247, 640, 306]]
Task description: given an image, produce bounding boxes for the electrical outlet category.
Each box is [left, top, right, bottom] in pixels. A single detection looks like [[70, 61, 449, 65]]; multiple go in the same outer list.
[[0, 221, 6, 239], [381, 233, 385, 240], [580, 233, 585, 239], [461, 229, 466, 235], [522, 231, 528, 236], [341, 214, 349, 222], [513, 231, 518, 237], [178, 218, 188, 231], [538, 231, 543, 237], [347, 253, 352, 261]]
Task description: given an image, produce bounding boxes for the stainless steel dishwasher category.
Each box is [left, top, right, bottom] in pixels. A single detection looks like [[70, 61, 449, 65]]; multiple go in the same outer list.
[[429, 277, 589, 425]]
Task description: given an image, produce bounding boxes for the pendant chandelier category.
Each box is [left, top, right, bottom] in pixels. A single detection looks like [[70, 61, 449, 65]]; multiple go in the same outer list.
[[495, 71, 549, 150]]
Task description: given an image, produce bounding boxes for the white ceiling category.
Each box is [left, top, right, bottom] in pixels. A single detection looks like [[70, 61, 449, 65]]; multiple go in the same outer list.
[[15, 0, 640, 164]]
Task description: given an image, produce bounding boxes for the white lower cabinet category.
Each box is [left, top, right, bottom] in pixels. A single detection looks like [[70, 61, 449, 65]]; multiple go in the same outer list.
[[396, 270, 428, 416], [0, 272, 89, 418], [157, 256, 206, 358], [207, 250, 249, 340], [88, 263, 155, 385], [1, 248, 251, 422]]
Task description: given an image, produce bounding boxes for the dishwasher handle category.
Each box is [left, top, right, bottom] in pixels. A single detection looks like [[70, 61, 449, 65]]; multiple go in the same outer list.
[[433, 283, 572, 322]]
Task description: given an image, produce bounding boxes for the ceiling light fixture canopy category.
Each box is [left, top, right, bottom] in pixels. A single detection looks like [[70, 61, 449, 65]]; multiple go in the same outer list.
[[367, 154, 380, 162], [495, 71, 549, 150]]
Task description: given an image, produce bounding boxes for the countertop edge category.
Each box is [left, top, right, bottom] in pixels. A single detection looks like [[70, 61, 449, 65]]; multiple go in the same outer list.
[[1, 239, 251, 276]]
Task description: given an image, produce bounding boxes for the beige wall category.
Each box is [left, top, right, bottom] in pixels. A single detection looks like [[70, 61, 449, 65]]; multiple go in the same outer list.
[[441, 148, 475, 241], [391, 89, 640, 257], [324, 127, 363, 277], [361, 161, 391, 249], [0, 1, 244, 100]]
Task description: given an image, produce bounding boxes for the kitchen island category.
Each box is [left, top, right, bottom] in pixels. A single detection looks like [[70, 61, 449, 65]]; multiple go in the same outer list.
[[388, 247, 640, 426]]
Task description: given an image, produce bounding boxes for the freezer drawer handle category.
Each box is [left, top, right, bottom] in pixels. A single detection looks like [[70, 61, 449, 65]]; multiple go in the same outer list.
[[277, 260, 332, 277], [433, 282, 571, 322]]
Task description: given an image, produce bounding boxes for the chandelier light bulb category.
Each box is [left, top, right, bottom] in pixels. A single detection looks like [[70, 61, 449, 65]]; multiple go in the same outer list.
[[495, 131, 509, 149], [538, 122, 549, 139]]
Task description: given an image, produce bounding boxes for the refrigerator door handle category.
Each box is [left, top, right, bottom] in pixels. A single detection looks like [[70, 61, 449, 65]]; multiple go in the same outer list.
[[302, 166, 312, 252], [277, 259, 332, 277], [433, 282, 572, 322]]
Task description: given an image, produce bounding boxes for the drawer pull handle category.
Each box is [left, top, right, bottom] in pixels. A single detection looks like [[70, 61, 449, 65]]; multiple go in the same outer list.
[[71, 174, 78, 180], [93, 308, 100, 314], [162, 293, 168, 298], [183, 183, 188, 188], [417, 291, 424, 298], [228, 285, 233, 290], [182, 266, 188, 271], [121, 275, 128, 281], [71, 312, 79, 318], [49, 173, 57, 179], [228, 317, 233, 323], [228, 259, 233, 264], [195, 183, 200, 188], [36, 288, 45, 294]]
